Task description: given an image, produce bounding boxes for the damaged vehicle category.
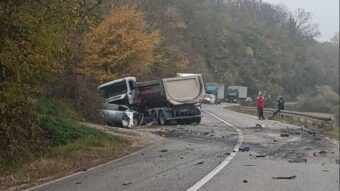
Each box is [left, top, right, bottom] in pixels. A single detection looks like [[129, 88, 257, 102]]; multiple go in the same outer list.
[[101, 103, 140, 128]]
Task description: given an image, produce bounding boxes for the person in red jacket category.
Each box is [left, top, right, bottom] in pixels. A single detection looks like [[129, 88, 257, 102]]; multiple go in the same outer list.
[[257, 94, 265, 120]]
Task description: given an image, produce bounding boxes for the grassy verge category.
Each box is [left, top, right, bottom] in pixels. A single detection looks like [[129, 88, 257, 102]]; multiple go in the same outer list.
[[226, 106, 339, 141], [0, 99, 143, 191]]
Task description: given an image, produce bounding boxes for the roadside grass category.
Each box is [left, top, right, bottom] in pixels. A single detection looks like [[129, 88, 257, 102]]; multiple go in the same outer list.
[[226, 106, 339, 141], [0, 99, 142, 191]]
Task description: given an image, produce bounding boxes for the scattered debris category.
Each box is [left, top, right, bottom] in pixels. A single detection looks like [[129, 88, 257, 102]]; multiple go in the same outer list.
[[255, 124, 265, 128], [272, 175, 296, 180], [160, 149, 168, 152], [180, 157, 184, 159], [318, 150, 327, 155], [159, 155, 163, 158], [141, 152, 144, 155], [288, 158, 307, 163], [313, 152, 317, 157], [256, 155, 265, 158], [123, 182, 132, 186], [239, 147, 250, 152], [280, 133, 290, 137], [273, 139, 278, 142], [304, 148, 312, 150], [204, 132, 210, 135], [196, 161, 204, 165], [76, 181, 81, 184], [225, 152, 230, 156], [243, 180, 248, 183], [313, 138, 321, 141]]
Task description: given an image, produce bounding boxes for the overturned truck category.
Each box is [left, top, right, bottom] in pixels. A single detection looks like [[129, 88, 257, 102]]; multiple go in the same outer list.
[[98, 74, 205, 127]]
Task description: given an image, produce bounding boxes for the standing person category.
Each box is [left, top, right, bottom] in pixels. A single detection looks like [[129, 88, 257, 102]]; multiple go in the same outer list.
[[270, 96, 284, 119], [257, 94, 265, 120]]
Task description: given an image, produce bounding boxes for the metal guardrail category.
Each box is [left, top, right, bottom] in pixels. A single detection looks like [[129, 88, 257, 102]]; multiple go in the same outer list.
[[237, 106, 333, 121]]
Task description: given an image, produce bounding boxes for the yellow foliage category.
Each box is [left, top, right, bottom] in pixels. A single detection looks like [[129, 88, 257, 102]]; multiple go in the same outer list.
[[83, 6, 160, 82], [244, 46, 254, 57]]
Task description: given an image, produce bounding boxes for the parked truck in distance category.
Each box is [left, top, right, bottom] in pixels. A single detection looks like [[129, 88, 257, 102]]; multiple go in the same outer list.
[[226, 86, 248, 103], [98, 74, 205, 127]]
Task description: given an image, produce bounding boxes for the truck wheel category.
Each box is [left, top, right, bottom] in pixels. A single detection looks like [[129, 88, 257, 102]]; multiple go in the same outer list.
[[194, 117, 201, 124], [184, 119, 193, 125], [151, 110, 158, 125], [158, 111, 167, 125]]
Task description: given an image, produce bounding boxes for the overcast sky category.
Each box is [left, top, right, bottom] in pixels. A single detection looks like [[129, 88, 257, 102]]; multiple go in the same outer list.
[[263, 0, 339, 42]]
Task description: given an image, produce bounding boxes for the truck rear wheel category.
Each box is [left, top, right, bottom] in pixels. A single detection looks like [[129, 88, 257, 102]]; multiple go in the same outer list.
[[158, 110, 167, 125], [193, 117, 201, 125], [151, 110, 158, 125]]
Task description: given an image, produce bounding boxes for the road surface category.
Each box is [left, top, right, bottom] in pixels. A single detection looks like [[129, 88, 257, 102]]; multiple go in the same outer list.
[[27, 104, 339, 191]]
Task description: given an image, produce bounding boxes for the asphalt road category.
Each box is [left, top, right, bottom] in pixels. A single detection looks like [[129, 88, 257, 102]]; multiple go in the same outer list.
[[27, 104, 339, 191]]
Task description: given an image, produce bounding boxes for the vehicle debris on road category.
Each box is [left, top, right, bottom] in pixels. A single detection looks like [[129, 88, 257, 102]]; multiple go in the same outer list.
[[239, 147, 250, 152], [280, 133, 290, 137], [123, 182, 132, 186], [196, 161, 204, 165], [288, 158, 307, 163], [272, 175, 296, 180]]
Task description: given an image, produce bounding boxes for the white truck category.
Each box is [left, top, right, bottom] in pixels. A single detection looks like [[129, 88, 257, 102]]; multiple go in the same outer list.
[[226, 86, 248, 102]]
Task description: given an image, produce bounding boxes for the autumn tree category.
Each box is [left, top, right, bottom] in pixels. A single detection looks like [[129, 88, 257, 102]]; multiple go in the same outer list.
[[83, 6, 160, 82], [0, 0, 106, 162]]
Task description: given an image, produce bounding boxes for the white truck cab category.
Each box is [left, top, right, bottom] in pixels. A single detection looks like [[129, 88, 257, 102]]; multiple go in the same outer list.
[[98, 77, 139, 105]]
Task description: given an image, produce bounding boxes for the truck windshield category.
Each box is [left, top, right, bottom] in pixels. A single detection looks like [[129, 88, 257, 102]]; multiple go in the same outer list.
[[228, 89, 238, 96], [99, 81, 127, 99]]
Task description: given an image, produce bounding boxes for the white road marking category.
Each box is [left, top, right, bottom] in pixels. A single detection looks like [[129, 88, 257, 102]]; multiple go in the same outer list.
[[186, 109, 243, 191]]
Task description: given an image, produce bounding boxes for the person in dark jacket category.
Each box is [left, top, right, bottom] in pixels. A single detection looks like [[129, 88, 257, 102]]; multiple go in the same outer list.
[[257, 94, 265, 120], [270, 96, 284, 119]]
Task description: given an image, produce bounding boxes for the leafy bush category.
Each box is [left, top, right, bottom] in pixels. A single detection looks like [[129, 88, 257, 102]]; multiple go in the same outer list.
[[36, 99, 111, 147], [0, 98, 117, 169], [0, 84, 46, 165], [296, 86, 339, 126], [296, 86, 339, 113]]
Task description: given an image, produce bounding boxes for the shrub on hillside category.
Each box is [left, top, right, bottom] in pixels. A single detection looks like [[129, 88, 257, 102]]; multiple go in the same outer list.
[[296, 86, 339, 126]]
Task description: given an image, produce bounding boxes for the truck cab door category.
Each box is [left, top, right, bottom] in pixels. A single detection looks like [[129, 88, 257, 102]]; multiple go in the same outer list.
[[127, 80, 139, 105]]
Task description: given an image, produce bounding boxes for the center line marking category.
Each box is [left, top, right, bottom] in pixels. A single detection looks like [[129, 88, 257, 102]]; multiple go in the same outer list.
[[186, 109, 243, 191]]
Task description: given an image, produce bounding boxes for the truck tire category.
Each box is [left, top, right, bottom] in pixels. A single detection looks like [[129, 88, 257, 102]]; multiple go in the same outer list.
[[158, 110, 167, 125], [193, 117, 201, 125], [151, 110, 158, 125]]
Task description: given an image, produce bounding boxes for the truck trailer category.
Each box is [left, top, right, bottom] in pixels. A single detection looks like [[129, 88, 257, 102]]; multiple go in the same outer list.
[[98, 74, 205, 127]]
